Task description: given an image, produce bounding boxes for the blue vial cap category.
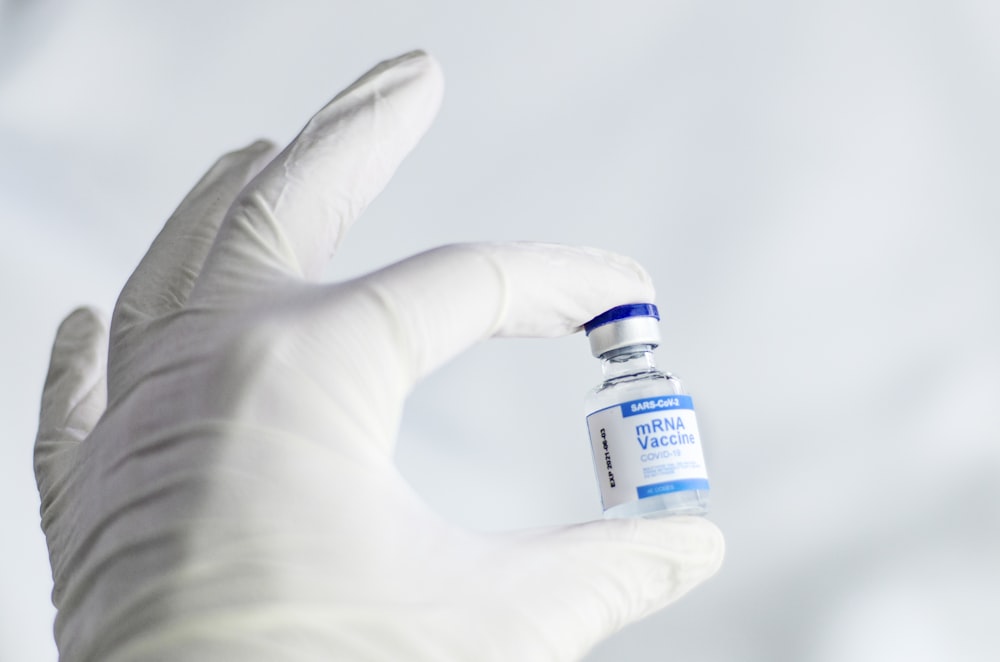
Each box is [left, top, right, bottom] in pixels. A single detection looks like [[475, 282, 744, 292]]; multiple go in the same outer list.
[[584, 303, 660, 335]]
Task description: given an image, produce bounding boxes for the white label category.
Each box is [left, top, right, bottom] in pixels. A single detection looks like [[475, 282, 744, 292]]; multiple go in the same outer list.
[[586, 394, 709, 510]]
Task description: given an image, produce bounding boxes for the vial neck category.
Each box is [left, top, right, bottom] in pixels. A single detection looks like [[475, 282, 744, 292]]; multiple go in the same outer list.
[[599, 345, 658, 380]]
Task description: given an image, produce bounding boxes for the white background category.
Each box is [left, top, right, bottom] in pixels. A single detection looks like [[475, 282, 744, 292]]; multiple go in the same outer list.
[[2, 1, 998, 660]]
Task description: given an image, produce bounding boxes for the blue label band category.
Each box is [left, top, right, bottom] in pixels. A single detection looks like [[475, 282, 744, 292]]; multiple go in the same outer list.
[[620, 394, 694, 418], [636, 478, 710, 499]]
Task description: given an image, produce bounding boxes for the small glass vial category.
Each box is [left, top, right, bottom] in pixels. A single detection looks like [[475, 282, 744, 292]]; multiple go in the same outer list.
[[583, 303, 710, 518]]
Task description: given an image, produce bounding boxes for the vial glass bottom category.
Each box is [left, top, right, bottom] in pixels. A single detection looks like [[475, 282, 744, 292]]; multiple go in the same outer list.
[[603, 488, 709, 519]]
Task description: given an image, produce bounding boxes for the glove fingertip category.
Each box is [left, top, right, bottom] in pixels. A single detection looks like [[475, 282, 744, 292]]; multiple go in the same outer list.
[[357, 49, 443, 98], [562, 515, 725, 609], [635, 515, 726, 580], [581, 514, 724, 567], [500, 516, 724, 657], [53, 306, 109, 371], [40, 306, 109, 436], [36, 306, 109, 499], [58, 306, 108, 338]]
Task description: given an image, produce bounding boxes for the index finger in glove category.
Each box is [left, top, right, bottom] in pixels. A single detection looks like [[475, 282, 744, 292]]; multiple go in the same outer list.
[[333, 242, 655, 393], [193, 50, 443, 297]]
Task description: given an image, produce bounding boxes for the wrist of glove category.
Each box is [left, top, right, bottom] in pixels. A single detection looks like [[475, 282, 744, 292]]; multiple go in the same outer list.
[[35, 51, 724, 662]]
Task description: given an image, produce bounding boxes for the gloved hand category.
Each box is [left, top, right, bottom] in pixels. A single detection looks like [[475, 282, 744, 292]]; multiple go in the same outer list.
[[35, 51, 724, 662]]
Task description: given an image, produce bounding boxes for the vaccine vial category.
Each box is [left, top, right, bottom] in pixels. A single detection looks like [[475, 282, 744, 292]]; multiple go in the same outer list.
[[583, 303, 710, 518]]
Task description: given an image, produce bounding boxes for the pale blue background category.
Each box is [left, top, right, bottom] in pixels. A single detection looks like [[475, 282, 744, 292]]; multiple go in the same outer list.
[[2, 1, 998, 660]]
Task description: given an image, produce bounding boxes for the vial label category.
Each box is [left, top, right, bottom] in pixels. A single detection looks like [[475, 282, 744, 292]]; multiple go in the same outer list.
[[586, 394, 709, 510]]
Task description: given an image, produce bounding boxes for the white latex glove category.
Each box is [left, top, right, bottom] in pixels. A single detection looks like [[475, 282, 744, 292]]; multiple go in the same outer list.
[[35, 51, 724, 662]]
